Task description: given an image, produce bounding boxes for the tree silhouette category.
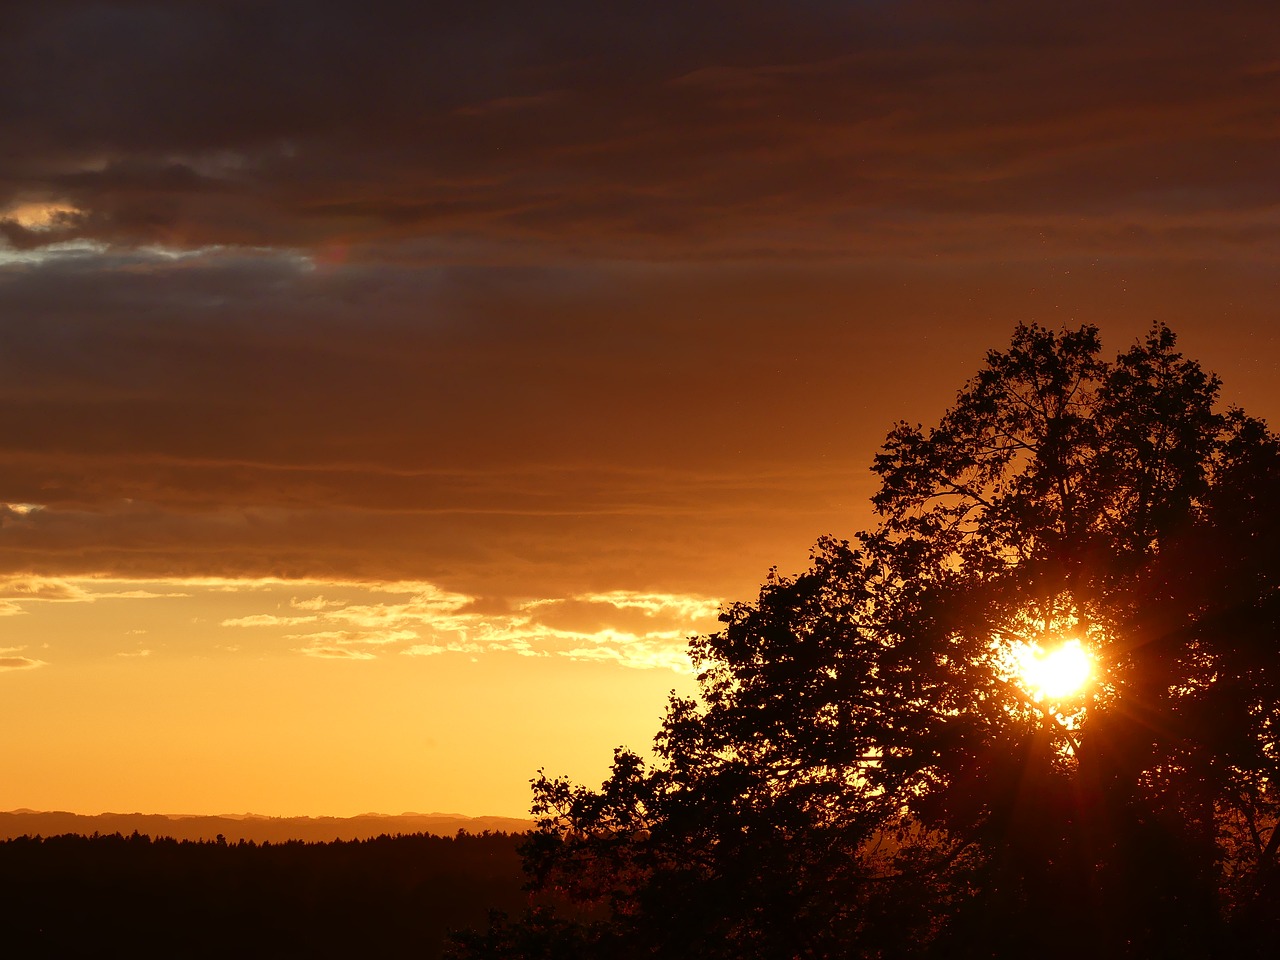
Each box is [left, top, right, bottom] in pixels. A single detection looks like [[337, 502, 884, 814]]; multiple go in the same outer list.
[[453, 324, 1280, 960], [0, 831, 529, 958]]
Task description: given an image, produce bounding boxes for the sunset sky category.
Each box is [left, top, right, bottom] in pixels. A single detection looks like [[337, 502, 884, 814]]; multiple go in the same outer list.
[[2, 0, 1279, 818]]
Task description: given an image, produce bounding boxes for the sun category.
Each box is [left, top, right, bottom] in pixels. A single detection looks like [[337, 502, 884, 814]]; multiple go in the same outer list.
[[1016, 639, 1093, 700]]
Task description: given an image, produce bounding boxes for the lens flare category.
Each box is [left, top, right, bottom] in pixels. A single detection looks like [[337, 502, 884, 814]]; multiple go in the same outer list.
[[1017, 639, 1092, 699]]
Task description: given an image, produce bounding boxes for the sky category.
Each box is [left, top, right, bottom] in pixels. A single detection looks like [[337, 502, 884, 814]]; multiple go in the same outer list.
[[2, 0, 1279, 818]]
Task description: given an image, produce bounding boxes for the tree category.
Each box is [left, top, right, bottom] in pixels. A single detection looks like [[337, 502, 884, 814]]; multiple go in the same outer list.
[[451, 324, 1280, 959]]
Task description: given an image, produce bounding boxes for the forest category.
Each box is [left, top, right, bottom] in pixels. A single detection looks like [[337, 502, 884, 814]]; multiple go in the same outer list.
[[0, 830, 528, 958]]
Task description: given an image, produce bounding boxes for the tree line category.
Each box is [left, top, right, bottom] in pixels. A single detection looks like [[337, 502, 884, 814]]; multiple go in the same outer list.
[[0, 830, 528, 958]]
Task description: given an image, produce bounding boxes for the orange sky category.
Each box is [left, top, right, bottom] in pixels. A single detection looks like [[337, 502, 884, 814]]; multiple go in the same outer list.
[[2, 0, 1279, 817]]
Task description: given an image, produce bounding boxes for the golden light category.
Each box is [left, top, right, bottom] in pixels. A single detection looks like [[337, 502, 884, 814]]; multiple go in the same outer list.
[[1016, 639, 1092, 700], [2, 200, 81, 231]]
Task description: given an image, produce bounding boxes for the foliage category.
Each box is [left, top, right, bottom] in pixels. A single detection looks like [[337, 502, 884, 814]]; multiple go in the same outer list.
[[453, 323, 1280, 959]]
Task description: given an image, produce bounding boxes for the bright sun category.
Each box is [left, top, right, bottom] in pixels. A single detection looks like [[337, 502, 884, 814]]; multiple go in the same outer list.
[[1017, 640, 1093, 700]]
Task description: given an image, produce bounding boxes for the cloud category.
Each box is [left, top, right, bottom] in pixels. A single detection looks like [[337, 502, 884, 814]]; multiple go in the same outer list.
[[2, 1, 1279, 619], [402, 641, 485, 657], [290, 596, 346, 611], [558, 636, 691, 672], [222, 614, 319, 628], [0, 248, 1274, 609], [0, 578, 93, 601], [298, 646, 377, 661], [0, 646, 46, 671], [0, 572, 707, 670], [1, 1, 1277, 261], [0, 577, 185, 604], [523, 591, 720, 635], [194, 578, 718, 671], [0, 572, 710, 672], [288, 629, 420, 646]]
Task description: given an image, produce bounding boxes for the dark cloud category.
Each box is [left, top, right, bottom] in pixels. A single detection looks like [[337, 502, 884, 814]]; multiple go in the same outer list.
[[2, 1, 1278, 259], [2, 2, 1279, 604], [2, 247, 1277, 599]]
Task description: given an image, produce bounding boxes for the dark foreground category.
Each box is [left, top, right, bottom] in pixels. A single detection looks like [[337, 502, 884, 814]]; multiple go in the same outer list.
[[0, 831, 528, 958]]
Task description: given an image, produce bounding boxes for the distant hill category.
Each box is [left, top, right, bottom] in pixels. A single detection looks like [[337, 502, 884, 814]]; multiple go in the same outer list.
[[0, 809, 534, 843]]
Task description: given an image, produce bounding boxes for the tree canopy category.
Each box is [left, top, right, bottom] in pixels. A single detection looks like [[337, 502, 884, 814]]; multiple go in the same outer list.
[[452, 324, 1280, 960]]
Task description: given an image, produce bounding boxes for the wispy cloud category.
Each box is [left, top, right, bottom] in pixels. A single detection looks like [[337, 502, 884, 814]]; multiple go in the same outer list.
[[0, 646, 46, 671], [267, 585, 716, 671], [222, 614, 319, 628], [290, 596, 346, 611], [402, 641, 486, 657], [299, 646, 377, 661], [0, 578, 94, 601], [157, 579, 724, 671], [0, 573, 718, 670], [0, 577, 188, 604], [290, 629, 420, 647]]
